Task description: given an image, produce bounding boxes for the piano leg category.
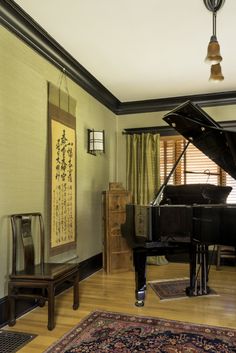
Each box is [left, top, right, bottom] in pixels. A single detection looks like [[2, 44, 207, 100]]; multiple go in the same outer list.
[[201, 244, 208, 295], [186, 242, 197, 296], [186, 242, 210, 296], [133, 248, 147, 307]]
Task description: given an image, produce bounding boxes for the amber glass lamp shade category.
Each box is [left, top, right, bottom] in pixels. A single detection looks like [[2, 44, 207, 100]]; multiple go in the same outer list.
[[209, 63, 224, 81], [205, 36, 222, 65]]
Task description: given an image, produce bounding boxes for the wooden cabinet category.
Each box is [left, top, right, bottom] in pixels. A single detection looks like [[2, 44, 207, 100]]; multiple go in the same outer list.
[[102, 183, 133, 274]]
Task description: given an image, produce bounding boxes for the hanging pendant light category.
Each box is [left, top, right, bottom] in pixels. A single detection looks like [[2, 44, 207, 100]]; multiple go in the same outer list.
[[205, 34, 222, 65], [203, 0, 225, 81], [209, 63, 224, 81]]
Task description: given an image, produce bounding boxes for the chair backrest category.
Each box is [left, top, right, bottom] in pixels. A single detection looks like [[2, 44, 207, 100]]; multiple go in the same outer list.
[[10, 213, 45, 274]]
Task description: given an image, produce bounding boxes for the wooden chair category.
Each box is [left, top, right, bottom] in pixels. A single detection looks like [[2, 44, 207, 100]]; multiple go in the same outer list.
[[8, 212, 79, 330], [216, 245, 236, 270]]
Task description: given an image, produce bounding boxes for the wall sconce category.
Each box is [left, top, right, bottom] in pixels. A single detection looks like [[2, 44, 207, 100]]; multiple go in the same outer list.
[[87, 129, 105, 155]]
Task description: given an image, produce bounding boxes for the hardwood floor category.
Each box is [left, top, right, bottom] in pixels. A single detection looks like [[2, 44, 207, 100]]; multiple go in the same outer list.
[[5, 262, 236, 352]]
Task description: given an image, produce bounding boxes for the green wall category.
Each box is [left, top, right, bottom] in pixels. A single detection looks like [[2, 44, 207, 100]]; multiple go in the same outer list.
[[0, 26, 117, 298], [1, 23, 236, 301]]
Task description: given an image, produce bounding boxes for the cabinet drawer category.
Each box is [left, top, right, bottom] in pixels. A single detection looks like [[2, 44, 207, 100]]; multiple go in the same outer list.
[[110, 251, 132, 272], [109, 212, 126, 235], [110, 236, 130, 252], [108, 193, 130, 211]]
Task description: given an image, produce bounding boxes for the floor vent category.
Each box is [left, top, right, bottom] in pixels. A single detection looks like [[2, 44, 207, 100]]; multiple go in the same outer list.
[[0, 330, 36, 353]]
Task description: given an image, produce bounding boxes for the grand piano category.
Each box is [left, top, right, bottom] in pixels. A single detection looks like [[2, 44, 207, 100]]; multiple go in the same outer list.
[[121, 100, 236, 306]]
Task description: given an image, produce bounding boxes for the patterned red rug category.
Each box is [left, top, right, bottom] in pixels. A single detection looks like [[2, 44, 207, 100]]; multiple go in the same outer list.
[[44, 311, 236, 353], [149, 278, 217, 301]]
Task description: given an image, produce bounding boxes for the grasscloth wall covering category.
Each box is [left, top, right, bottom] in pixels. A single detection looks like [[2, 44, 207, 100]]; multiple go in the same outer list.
[[0, 25, 116, 300]]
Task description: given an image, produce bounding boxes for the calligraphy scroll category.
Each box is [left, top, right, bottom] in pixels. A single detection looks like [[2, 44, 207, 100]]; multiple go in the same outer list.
[[48, 82, 77, 255]]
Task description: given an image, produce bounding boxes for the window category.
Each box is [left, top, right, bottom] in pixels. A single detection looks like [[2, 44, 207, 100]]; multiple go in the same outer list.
[[160, 136, 236, 203]]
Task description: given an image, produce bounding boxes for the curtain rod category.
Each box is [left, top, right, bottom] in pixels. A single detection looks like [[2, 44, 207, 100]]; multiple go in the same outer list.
[[122, 125, 177, 136]]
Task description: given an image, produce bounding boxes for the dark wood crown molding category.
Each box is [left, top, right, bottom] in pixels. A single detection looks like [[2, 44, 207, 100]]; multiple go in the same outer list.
[[0, 0, 120, 112], [117, 91, 236, 115], [1, 0, 236, 115]]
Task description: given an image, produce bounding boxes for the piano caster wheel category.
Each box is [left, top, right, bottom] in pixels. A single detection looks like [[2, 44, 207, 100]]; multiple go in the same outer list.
[[135, 300, 144, 307], [186, 286, 210, 297], [202, 286, 211, 295], [185, 287, 196, 297]]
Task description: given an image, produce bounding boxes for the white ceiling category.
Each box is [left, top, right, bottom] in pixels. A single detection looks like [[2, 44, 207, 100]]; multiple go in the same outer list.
[[14, 0, 236, 103]]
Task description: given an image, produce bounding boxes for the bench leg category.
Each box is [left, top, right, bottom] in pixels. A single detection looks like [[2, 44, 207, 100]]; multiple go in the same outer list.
[[216, 245, 221, 270], [47, 284, 55, 330], [73, 272, 79, 310], [8, 284, 16, 327]]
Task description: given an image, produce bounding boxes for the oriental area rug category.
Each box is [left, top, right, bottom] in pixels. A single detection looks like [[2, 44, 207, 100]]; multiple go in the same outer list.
[[44, 310, 236, 353], [149, 278, 217, 301]]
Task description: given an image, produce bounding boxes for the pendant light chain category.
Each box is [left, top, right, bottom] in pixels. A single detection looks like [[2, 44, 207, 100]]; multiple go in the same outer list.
[[212, 12, 216, 37]]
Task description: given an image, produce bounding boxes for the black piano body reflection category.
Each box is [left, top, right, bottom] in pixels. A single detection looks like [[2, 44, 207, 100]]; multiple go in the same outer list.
[[121, 101, 236, 306]]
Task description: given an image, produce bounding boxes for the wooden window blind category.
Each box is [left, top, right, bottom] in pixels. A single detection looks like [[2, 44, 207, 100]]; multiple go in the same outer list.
[[160, 137, 184, 186], [225, 174, 236, 203], [160, 136, 236, 203]]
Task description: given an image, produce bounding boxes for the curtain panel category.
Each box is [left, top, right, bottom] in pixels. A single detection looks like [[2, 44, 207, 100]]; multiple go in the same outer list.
[[126, 133, 160, 205]]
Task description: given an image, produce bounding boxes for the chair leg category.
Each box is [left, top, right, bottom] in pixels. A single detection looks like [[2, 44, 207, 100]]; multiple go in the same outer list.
[[8, 284, 16, 327], [73, 272, 79, 310], [216, 245, 221, 270], [47, 283, 55, 330]]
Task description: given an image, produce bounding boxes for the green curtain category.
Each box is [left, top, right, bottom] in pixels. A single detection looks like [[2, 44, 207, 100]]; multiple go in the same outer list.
[[126, 132, 168, 266], [126, 133, 160, 205]]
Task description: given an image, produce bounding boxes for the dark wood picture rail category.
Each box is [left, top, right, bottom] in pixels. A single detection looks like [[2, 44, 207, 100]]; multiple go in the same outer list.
[[1, 0, 236, 115]]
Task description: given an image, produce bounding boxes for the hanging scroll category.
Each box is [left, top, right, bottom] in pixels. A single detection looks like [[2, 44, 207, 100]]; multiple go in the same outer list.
[[48, 82, 77, 255]]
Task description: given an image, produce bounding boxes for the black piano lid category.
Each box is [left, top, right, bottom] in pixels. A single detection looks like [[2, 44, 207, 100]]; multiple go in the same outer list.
[[163, 101, 236, 180]]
